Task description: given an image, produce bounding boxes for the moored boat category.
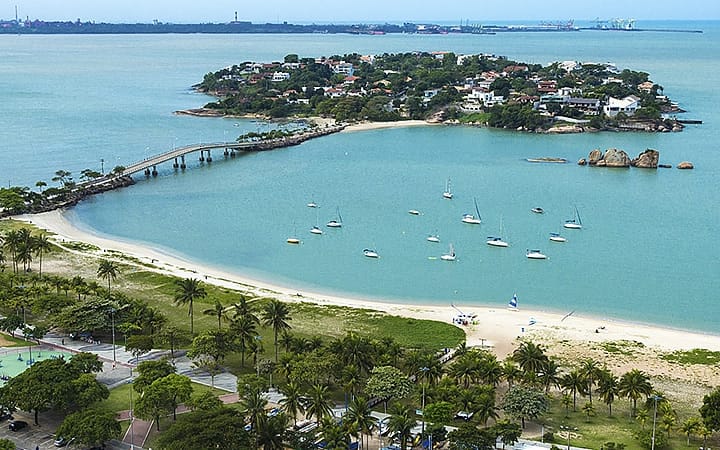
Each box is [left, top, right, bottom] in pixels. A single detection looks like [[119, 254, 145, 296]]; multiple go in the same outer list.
[[526, 249, 547, 259], [363, 248, 379, 258]]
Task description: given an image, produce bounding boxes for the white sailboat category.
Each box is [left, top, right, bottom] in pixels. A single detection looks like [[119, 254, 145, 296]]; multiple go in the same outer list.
[[408, 209, 421, 215], [307, 201, 319, 208], [363, 248, 379, 258], [326, 207, 343, 228], [461, 197, 482, 225], [310, 209, 323, 235], [508, 293, 519, 311], [526, 249, 547, 259], [441, 243, 456, 261], [549, 232, 567, 242], [486, 217, 509, 247], [443, 178, 453, 199], [563, 206, 583, 229], [287, 223, 301, 244]]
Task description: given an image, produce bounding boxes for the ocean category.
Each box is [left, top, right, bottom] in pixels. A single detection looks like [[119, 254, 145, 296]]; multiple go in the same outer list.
[[1, 21, 718, 332]]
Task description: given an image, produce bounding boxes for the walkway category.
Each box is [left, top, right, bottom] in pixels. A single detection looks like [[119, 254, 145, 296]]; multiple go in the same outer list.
[[36, 332, 240, 449]]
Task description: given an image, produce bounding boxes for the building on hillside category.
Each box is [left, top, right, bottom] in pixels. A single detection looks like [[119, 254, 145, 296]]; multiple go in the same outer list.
[[271, 72, 291, 82], [603, 95, 641, 117]]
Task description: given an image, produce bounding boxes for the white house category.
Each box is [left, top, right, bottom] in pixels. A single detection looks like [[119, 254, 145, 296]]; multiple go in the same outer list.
[[466, 88, 505, 107], [271, 72, 291, 82], [331, 61, 355, 76], [603, 95, 641, 117]]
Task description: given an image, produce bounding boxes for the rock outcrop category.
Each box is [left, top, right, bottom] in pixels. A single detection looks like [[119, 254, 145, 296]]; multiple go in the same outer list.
[[588, 149, 603, 165], [632, 149, 660, 169], [677, 161, 694, 169], [602, 148, 631, 167]]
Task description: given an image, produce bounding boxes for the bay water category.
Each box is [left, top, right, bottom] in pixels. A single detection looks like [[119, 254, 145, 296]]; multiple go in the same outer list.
[[1, 21, 718, 332]]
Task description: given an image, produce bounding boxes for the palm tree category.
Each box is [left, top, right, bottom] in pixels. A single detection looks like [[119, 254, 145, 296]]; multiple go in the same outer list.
[[241, 386, 268, 432], [70, 275, 87, 301], [256, 413, 289, 450], [540, 359, 561, 393], [579, 358, 601, 405], [618, 369, 653, 417], [596, 370, 619, 416], [202, 299, 227, 329], [232, 293, 260, 324], [560, 369, 586, 411], [305, 384, 333, 424], [3, 230, 20, 274], [231, 314, 257, 368], [679, 416, 703, 445], [474, 392, 499, 427], [279, 381, 304, 425], [635, 408, 649, 429], [173, 277, 207, 335], [320, 417, 351, 450], [387, 403, 415, 450], [32, 233, 51, 279], [261, 299, 292, 362], [346, 396, 375, 450], [512, 341, 549, 380], [96, 259, 120, 293], [502, 360, 522, 388]]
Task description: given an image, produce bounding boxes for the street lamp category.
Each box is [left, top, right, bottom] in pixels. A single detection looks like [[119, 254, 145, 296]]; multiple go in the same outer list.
[[420, 366, 429, 437], [128, 380, 135, 450], [110, 307, 116, 368], [560, 425, 577, 450], [100, 158, 104, 175], [651, 395, 662, 450]]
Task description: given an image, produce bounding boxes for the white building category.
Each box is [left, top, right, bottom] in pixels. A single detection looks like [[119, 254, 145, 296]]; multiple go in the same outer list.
[[603, 95, 641, 117], [466, 88, 505, 107], [271, 72, 291, 82]]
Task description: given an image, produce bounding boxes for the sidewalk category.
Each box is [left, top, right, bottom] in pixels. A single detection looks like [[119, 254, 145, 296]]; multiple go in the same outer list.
[[36, 332, 240, 449]]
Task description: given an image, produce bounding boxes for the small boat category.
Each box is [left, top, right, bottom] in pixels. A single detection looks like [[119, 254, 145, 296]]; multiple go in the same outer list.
[[549, 232, 567, 242], [307, 202, 319, 208], [286, 237, 301, 244], [426, 234, 440, 243], [326, 207, 343, 228], [508, 293, 519, 310], [486, 236, 509, 247], [531, 207, 544, 214], [563, 206, 583, 229], [310, 210, 323, 234], [363, 248, 379, 258], [408, 209, 421, 215], [441, 243, 456, 261], [443, 178, 453, 199], [461, 197, 482, 225], [526, 249, 547, 259]]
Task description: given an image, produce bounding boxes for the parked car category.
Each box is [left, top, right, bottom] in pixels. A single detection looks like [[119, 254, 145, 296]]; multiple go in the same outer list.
[[54, 436, 70, 447], [0, 410, 13, 421], [9, 420, 28, 431]]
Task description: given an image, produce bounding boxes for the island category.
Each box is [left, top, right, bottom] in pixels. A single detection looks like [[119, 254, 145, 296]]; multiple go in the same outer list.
[[192, 51, 686, 133]]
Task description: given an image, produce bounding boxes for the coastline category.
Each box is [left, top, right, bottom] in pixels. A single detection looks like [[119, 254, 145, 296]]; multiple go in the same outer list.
[[14, 211, 720, 375]]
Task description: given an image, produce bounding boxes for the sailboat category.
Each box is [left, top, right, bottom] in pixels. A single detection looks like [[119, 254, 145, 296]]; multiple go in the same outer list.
[[287, 223, 301, 244], [363, 248, 379, 258], [461, 197, 482, 224], [441, 243, 456, 261], [326, 207, 343, 228], [486, 217, 508, 247], [310, 209, 323, 235], [508, 293, 519, 311], [549, 232, 567, 242], [442, 178, 453, 199], [563, 206, 583, 229], [526, 249, 547, 259]]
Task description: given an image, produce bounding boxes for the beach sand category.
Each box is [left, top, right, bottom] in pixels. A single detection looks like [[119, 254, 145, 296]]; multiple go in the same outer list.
[[14, 210, 720, 392]]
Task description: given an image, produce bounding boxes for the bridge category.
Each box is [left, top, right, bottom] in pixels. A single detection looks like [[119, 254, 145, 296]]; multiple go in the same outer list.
[[78, 124, 345, 191]]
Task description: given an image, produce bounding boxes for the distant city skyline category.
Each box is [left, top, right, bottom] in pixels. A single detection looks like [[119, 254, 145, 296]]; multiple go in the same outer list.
[[4, 0, 718, 23]]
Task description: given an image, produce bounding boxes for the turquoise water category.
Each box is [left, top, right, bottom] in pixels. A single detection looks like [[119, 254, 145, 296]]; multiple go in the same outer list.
[[1, 22, 719, 332]]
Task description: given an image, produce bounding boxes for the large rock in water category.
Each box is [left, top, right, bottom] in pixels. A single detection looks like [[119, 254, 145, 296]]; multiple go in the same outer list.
[[602, 148, 631, 167], [588, 149, 603, 165], [632, 149, 660, 169], [677, 161, 694, 169]]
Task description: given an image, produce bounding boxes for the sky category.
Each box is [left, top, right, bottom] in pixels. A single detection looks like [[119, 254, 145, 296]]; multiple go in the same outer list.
[[5, 0, 719, 23]]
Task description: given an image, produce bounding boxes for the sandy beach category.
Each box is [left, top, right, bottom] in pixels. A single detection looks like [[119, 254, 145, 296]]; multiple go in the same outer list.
[[13, 210, 720, 391]]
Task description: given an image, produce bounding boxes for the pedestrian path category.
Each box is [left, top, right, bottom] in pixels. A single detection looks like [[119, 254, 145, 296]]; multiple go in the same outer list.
[[35, 332, 240, 449]]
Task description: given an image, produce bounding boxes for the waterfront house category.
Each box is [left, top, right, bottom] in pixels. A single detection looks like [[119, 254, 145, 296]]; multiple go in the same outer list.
[[603, 95, 640, 117]]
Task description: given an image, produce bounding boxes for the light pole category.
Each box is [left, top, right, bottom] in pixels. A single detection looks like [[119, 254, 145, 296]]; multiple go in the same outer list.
[[651, 395, 662, 450], [129, 380, 135, 450], [100, 158, 104, 175], [420, 366, 429, 438], [110, 307, 116, 368], [560, 425, 576, 450]]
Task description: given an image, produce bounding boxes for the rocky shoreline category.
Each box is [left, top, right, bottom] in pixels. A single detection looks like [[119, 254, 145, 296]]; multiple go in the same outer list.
[[577, 148, 693, 169]]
